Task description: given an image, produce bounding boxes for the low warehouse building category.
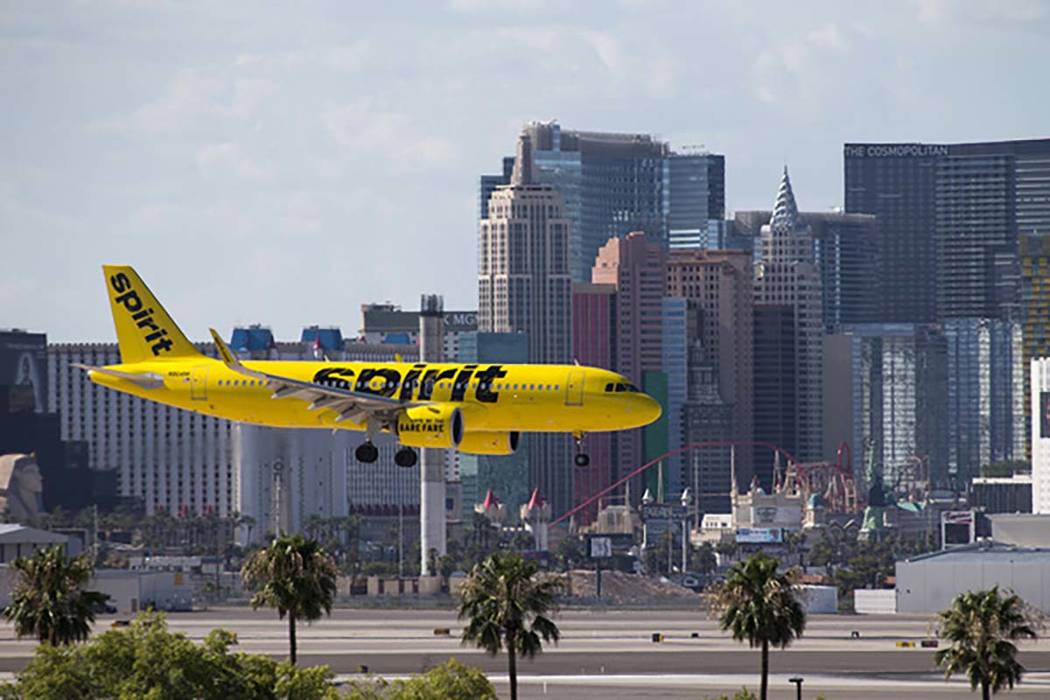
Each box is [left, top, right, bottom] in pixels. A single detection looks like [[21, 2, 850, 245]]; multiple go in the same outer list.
[[896, 543, 1050, 613]]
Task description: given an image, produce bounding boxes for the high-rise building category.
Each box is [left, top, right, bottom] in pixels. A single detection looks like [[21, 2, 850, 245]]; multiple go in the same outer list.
[[479, 156, 515, 220], [667, 151, 726, 250], [823, 324, 947, 488], [664, 248, 754, 490], [571, 282, 616, 523], [660, 296, 688, 495], [481, 122, 727, 282], [1030, 358, 1050, 514], [752, 305, 796, 482], [682, 300, 734, 514], [478, 130, 574, 514], [1020, 234, 1050, 446], [592, 232, 666, 497], [521, 121, 668, 282], [944, 319, 1026, 483], [734, 210, 879, 330], [844, 139, 1050, 323], [753, 168, 824, 463]]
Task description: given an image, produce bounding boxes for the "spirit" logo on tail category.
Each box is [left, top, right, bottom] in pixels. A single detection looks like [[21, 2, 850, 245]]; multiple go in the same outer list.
[[109, 273, 174, 356]]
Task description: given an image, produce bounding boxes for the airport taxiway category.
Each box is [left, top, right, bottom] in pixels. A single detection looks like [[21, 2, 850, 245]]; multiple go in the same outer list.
[[2, 607, 1049, 697]]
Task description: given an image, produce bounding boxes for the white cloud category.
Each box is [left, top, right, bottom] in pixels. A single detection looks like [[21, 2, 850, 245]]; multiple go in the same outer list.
[[195, 141, 277, 183], [321, 98, 457, 173], [751, 22, 850, 107]]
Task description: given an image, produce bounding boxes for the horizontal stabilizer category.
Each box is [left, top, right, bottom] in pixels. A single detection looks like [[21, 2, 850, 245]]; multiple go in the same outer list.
[[72, 363, 164, 389]]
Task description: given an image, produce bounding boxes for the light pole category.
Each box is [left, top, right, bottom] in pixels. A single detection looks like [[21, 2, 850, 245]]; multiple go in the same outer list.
[[789, 676, 804, 700], [680, 488, 692, 573]]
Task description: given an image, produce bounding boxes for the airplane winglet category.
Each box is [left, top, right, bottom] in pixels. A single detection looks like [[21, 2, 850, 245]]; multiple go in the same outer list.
[[209, 328, 240, 367]]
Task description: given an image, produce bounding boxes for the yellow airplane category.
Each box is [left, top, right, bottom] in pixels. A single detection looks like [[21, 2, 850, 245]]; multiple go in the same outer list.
[[78, 265, 661, 468]]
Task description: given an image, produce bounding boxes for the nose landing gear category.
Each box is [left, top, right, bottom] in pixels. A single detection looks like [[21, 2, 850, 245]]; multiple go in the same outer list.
[[573, 433, 590, 467]]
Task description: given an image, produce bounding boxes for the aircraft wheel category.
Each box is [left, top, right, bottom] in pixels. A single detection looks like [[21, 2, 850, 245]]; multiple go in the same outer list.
[[574, 453, 590, 467], [355, 442, 379, 464], [394, 447, 418, 468]]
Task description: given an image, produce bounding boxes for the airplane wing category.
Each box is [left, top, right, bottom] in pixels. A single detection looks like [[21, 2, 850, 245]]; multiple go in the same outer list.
[[209, 328, 417, 427], [71, 363, 164, 389]]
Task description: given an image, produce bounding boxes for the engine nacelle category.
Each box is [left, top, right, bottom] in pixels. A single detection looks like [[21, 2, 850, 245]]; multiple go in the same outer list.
[[396, 405, 463, 449], [457, 431, 521, 456]]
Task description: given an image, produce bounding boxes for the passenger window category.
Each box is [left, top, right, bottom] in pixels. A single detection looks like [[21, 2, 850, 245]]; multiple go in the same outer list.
[[554, 385, 559, 390]]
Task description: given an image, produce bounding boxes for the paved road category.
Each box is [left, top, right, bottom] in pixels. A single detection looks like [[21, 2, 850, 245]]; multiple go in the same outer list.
[[2, 608, 1049, 697]]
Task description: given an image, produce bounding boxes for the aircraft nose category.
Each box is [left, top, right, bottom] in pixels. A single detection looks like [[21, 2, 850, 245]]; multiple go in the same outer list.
[[636, 393, 662, 425]]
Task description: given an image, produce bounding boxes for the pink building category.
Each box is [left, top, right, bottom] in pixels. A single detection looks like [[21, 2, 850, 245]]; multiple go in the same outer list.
[[572, 282, 616, 523], [591, 232, 666, 499]]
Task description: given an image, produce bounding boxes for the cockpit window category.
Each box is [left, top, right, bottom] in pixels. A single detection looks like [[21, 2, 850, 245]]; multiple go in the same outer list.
[[605, 383, 614, 392], [615, 383, 626, 392]]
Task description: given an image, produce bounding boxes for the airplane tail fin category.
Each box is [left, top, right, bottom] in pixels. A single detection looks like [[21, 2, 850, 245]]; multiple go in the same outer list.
[[102, 265, 202, 363]]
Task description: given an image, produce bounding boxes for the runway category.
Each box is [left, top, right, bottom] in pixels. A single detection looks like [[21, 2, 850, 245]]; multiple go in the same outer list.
[[1, 608, 1048, 697]]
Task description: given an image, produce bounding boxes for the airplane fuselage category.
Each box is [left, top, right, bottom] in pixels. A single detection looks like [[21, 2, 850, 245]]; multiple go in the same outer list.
[[89, 357, 660, 435]]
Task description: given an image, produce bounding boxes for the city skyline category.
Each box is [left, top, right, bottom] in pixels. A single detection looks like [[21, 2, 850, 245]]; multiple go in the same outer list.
[[4, 2, 1050, 341]]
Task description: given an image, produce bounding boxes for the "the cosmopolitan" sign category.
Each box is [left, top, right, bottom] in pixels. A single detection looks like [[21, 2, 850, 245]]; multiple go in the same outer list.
[[844, 144, 950, 158]]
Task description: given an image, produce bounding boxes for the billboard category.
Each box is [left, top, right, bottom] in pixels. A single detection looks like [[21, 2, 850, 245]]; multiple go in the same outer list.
[[735, 527, 783, 544], [0, 331, 47, 412], [941, 510, 976, 548]]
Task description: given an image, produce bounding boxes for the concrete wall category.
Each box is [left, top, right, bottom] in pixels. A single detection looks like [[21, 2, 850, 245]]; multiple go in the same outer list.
[[854, 589, 897, 614], [897, 557, 1050, 613], [799, 584, 838, 614]]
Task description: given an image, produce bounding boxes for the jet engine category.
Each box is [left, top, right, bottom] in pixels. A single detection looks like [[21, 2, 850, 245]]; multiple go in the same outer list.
[[396, 405, 463, 449], [457, 431, 521, 456]]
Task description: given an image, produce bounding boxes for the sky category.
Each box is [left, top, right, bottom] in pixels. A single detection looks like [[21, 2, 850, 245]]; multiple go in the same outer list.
[[2, 0, 1049, 342]]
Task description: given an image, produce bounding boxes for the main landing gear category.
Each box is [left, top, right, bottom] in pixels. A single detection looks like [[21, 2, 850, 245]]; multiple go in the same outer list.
[[355, 442, 379, 464], [573, 433, 590, 467], [394, 446, 418, 468], [354, 441, 418, 468]]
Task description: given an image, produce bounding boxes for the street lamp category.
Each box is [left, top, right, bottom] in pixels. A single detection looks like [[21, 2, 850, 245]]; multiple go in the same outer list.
[[680, 488, 693, 573], [789, 676, 804, 700]]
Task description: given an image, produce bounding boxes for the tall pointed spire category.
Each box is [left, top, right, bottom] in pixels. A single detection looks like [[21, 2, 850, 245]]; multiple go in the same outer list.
[[769, 165, 800, 231], [510, 129, 533, 186]]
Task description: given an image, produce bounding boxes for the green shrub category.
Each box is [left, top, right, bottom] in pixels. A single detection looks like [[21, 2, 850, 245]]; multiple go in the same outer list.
[[0, 613, 339, 700], [345, 660, 496, 700]]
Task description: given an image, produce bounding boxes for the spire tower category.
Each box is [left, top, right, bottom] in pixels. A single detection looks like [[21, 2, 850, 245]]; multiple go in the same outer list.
[[770, 166, 800, 232]]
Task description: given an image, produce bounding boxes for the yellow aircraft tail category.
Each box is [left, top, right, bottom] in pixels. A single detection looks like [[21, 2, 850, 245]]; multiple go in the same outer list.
[[102, 265, 202, 363]]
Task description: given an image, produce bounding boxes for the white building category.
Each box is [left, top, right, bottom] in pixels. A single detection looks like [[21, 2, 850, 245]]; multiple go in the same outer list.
[[48, 343, 235, 517], [1032, 358, 1050, 514]]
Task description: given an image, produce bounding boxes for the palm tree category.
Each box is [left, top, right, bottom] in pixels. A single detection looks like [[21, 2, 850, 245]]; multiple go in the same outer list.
[[458, 553, 561, 700], [713, 553, 806, 700], [935, 587, 1038, 699], [241, 533, 338, 664], [2, 546, 108, 646]]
